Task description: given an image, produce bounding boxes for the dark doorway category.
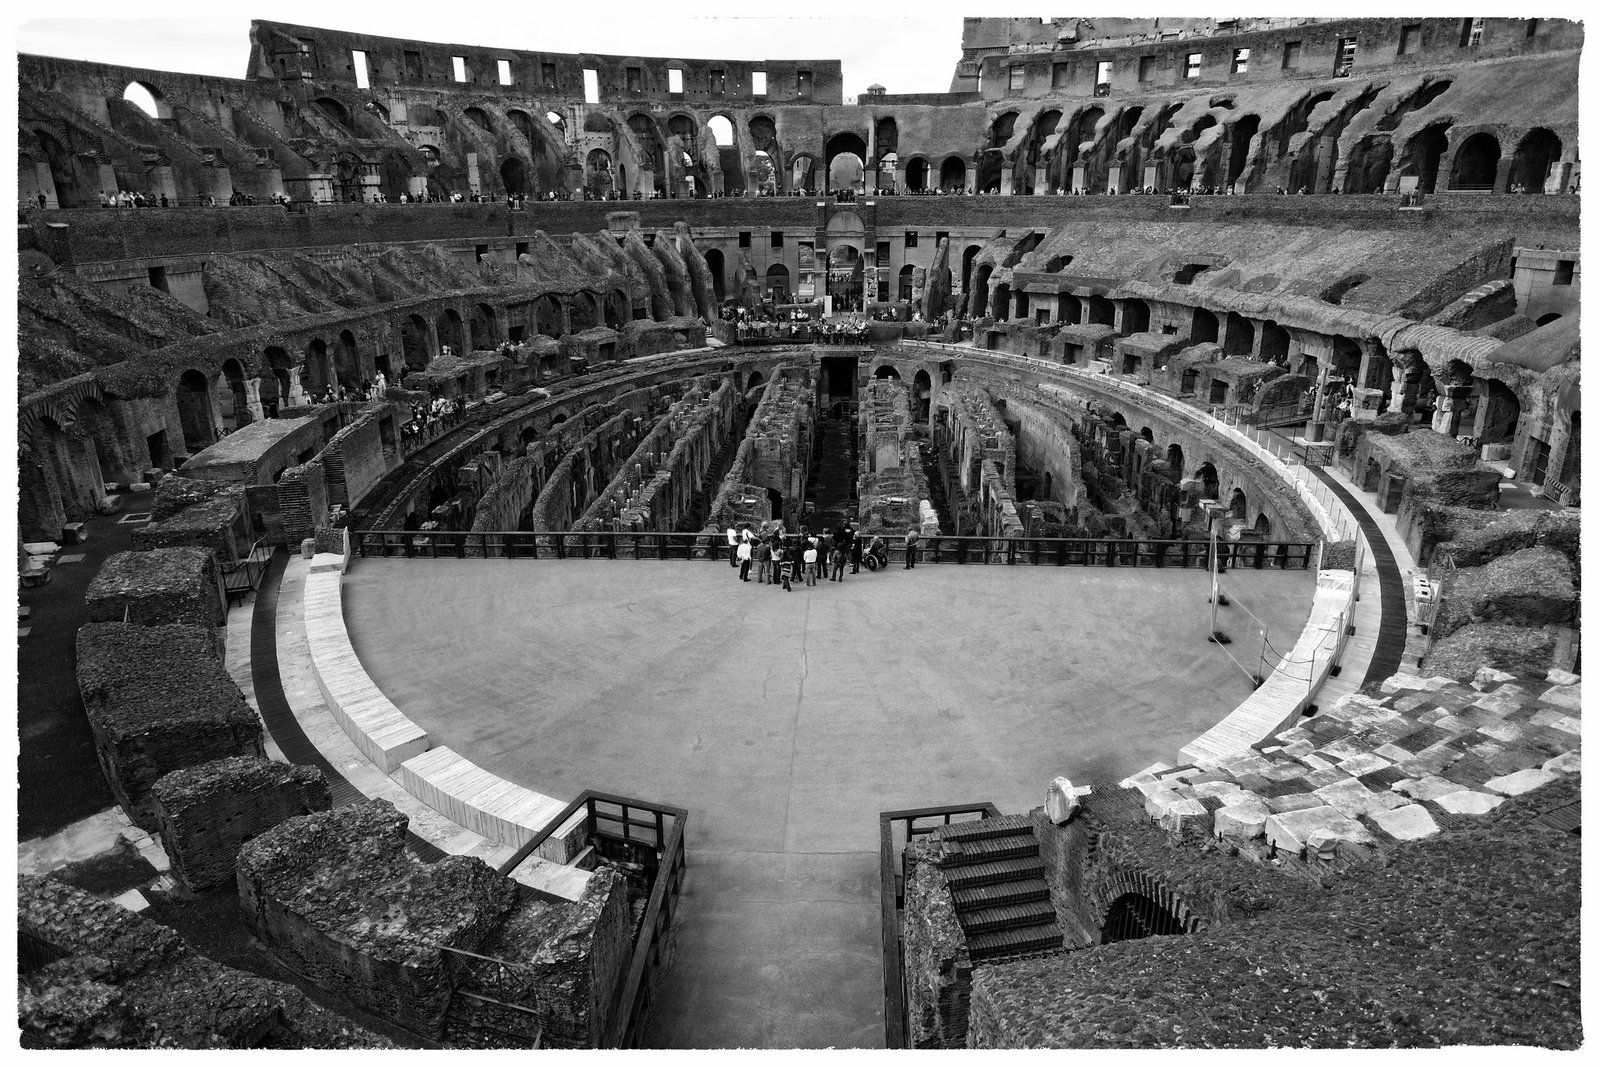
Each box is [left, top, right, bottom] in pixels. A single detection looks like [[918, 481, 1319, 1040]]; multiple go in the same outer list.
[[1101, 891, 1185, 944]]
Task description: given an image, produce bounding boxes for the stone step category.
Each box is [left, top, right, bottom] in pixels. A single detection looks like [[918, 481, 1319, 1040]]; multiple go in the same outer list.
[[939, 832, 1039, 867], [958, 899, 1059, 936], [939, 812, 1032, 843], [966, 923, 1065, 963], [950, 877, 1051, 912], [941, 855, 1046, 889]]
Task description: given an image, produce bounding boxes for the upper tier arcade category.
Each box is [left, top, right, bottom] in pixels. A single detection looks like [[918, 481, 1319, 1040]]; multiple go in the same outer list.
[[246, 20, 844, 105]]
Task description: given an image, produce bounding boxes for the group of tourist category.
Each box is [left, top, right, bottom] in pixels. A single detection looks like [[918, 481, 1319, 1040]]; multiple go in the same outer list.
[[400, 394, 467, 447], [314, 370, 389, 405], [726, 521, 871, 589], [813, 318, 872, 345]]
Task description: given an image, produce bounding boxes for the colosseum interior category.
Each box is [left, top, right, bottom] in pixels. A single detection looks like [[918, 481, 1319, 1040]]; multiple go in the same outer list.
[[15, 14, 1582, 1050]]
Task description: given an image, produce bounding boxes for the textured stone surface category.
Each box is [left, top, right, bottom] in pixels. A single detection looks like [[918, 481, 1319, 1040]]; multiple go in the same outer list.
[[1434, 790, 1505, 815], [1482, 768, 1558, 796], [18, 874, 388, 1048], [1367, 804, 1439, 841]]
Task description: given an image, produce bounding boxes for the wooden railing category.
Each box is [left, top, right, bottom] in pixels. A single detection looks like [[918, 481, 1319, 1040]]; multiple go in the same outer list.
[[877, 802, 1001, 1049], [355, 529, 1318, 570], [497, 790, 688, 1049]]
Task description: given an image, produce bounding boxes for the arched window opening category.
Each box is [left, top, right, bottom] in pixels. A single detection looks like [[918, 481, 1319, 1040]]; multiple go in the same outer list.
[[1101, 892, 1185, 944], [1449, 132, 1501, 190]]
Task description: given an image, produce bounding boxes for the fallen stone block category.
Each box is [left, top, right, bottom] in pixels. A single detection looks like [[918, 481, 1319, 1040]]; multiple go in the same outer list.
[[1213, 799, 1271, 842], [1542, 751, 1581, 775], [1117, 762, 1171, 788], [1044, 776, 1091, 824], [1336, 752, 1392, 777], [1433, 790, 1506, 815], [1157, 797, 1209, 834], [1264, 805, 1372, 855], [1474, 666, 1518, 687], [1395, 775, 1463, 802], [1482, 767, 1558, 796], [1540, 686, 1582, 712], [1369, 804, 1440, 841], [1544, 668, 1580, 686], [1263, 792, 1323, 814]]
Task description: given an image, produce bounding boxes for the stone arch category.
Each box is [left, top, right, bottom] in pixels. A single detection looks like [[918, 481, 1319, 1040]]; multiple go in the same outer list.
[[534, 295, 564, 338], [873, 364, 902, 380], [970, 263, 993, 319], [1506, 128, 1562, 192], [303, 337, 334, 399], [1191, 308, 1220, 345], [1101, 892, 1185, 944], [1087, 294, 1114, 326], [262, 347, 293, 414], [939, 155, 967, 192], [904, 156, 930, 192], [1448, 132, 1500, 190], [122, 81, 172, 120], [1223, 313, 1255, 356], [764, 264, 790, 303], [1226, 114, 1261, 187], [703, 248, 726, 302], [471, 303, 499, 348], [1229, 486, 1248, 519], [585, 149, 614, 199], [337, 330, 361, 389], [1166, 443, 1185, 478], [1195, 461, 1220, 500], [790, 153, 819, 193], [175, 368, 218, 452], [34, 129, 88, 208], [401, 313, 432, 371], [500, 157, 529, 198], [75, 395, 126, 486], [912, 368, 932, 421], [604, 290, 629, 328], [462, 106, 491, 131], [825, 131, 868, 192], [1260, 321, 1290, 364], [436, 308, 465, 354], [570, 292, 600, 332], [218, 357, 251, 430], [898, 264, 916, 302], [1343, 135, 1393, 194], [1121, 299, 1150, 335], [1403, 122, 1452, 193], [976, 149, 1005, 194]]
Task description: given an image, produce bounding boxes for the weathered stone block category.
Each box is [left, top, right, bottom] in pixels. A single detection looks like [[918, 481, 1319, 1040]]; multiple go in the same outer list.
[[154, 756, 332, 891], [1433, 790, 1506, 815], [1481, 768, 1558, 796], [1369, 804, 1439, 841]]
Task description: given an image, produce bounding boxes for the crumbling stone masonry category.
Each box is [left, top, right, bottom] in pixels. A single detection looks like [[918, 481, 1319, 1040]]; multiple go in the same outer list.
[[237, 800, 632, 1048], [941, 388, 1025, 538], [75, 622, 264, 831], [858, 379, 939, 535], [153, 756, 332, 892], [84, 546, 226, 629], [706, 367, 815, 531], [18, 874, 388, 1049]]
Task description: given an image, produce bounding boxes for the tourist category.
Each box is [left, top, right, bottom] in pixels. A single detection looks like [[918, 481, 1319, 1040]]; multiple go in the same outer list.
[[737, 535, 753, 582], [829, 544, 846, 582], [903, 526, 920, 569], [802, 539, 818, 586], [850, 532, 864, 573], [772, 541, 792, 591], [754, 536, 772, 584], [727, 525, 742, 567]]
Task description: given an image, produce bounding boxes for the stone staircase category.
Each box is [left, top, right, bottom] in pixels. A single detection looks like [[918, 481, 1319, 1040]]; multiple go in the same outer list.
[[935, 814, 1064, 962], [806, 415, 859, 530]]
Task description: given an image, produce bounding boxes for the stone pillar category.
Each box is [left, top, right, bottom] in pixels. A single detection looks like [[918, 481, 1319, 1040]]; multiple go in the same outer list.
[[242, 379, 265, 425], [1143, 161, 1160, 191], [287, 367, 306, 407], [1106, 163, 1123, 194], [1432, 385, 1472, 437], [33, 161, 58, 207], [1071, 162, 1087, 193], [466, 151, 481, 195]]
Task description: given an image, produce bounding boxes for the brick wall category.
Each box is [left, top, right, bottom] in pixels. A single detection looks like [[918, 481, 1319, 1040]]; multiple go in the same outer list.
[[900, 840, 972, 1049], [154, 756, 332, 891], [321, 414, 390, 508], [275, 461, 329, 545]]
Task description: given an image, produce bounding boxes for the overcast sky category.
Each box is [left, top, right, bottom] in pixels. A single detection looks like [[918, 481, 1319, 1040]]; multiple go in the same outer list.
[[16, 1, 986, 102]]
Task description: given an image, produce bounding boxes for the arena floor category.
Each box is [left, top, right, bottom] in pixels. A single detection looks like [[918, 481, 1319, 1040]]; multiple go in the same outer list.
[[343, 557, 1314, 1048]]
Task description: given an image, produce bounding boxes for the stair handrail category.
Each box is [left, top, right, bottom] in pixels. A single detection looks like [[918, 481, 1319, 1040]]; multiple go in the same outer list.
[[878, 802, 1000, 1049]]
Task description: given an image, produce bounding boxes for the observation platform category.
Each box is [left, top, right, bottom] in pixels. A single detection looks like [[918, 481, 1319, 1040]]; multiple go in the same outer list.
[[339, 557, 1312, 1047]]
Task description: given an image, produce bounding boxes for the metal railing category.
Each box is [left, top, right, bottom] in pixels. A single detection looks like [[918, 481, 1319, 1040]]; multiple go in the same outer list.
[[878, 803, 1001, 1049], [496, 790, 688, 1049], [355, 529, 1317, 569]]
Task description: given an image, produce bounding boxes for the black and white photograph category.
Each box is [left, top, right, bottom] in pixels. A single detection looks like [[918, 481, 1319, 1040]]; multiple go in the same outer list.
[[10, 3, 1585, 1051]]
